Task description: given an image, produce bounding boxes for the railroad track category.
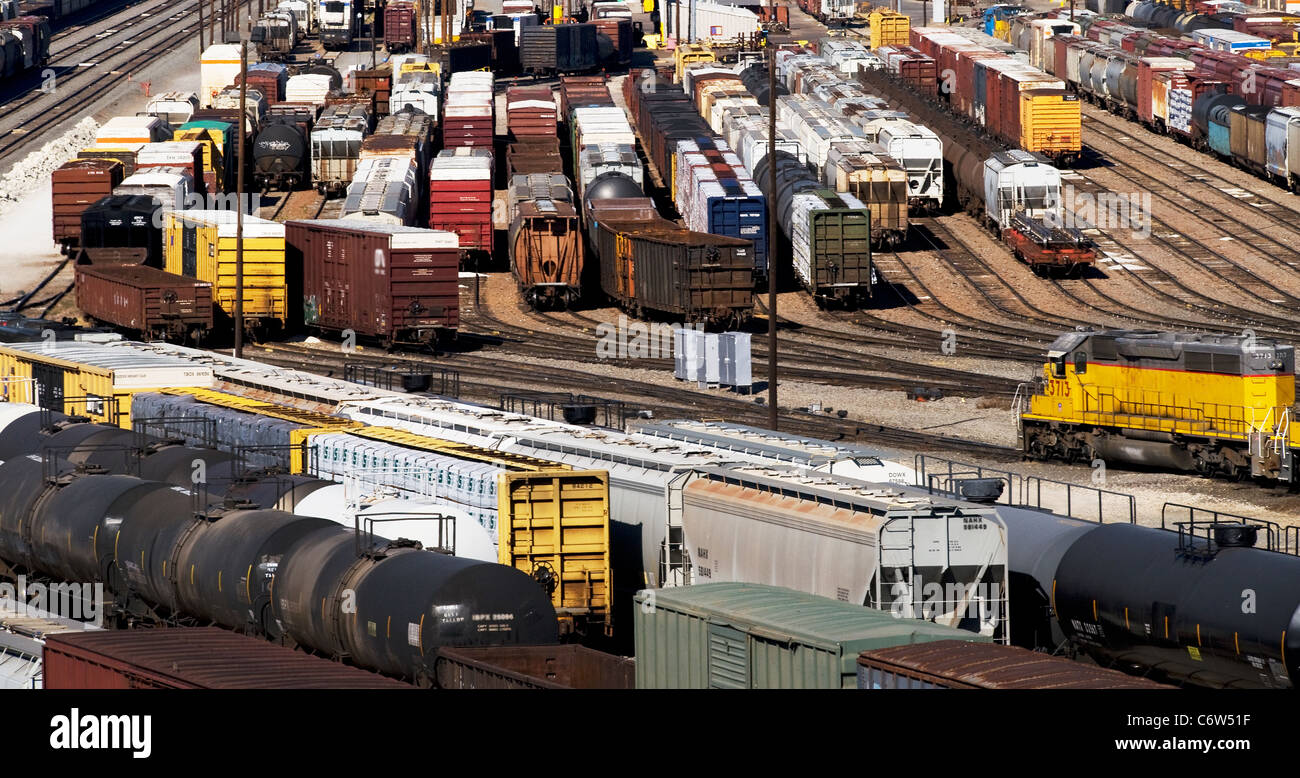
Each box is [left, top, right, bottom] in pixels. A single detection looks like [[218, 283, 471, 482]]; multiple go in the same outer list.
[[0, 0, 253, 167], [247, 340, 1023, 459], [475, 305, 1022, 397], [1078, 130, 1300, 317]]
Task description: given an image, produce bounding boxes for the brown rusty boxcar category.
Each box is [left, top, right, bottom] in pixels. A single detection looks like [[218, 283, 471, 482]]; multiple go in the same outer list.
[[585, 197, 754, 328], [42, 627, 413, 689], [856, 640, 1171, 689], [51, 159, 124, 253], [74, 262, 214, 343], [287, 218, 461, 345], [434, 645, 635, 689]]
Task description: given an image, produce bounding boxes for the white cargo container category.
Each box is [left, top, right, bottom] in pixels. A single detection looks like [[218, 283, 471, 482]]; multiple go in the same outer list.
[[664, 0, 760, 42], [982, 150, 1062, 231], [113, 169, 195, 212], [1272, 106, 1300, 191], [96, 115, 173, 145], [285, 73, 334, 106], [145, 91, 200, 127], [200, 44, 256, 109]]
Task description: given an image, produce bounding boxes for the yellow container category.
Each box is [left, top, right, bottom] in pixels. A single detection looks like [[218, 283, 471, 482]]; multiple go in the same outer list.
[[674, 43, 715, 83], [499, 471, 613, 638], [1019, 90, 1082, 161], [0, 341, 215, 428], [642, 0, 654, 11], [868, 10, 910, 50], [163, 210, 288, 332], [172, 128, 225, 191]]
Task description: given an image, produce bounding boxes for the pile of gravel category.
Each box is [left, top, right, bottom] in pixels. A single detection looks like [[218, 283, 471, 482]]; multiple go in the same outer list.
[[0, 116, 100, 211]]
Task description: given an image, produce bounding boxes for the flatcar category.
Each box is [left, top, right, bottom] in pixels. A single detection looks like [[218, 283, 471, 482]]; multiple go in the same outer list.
[[286, 218, 460, 344], [584, 177, 755, 328]]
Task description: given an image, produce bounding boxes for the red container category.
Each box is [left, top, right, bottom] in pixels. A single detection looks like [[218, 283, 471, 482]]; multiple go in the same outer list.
[[51, 159, 123, 249], [384, 0, 417, 52], [287, 218, 461, 343], [74, 263, 214, 341], [42, 628, 413, 689]]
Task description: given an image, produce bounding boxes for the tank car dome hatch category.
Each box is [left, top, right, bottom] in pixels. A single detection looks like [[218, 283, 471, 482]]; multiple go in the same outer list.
[[583, 172, 645, 203]]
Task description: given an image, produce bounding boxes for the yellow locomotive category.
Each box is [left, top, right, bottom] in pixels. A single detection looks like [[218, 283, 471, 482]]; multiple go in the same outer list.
[[1019, 329, 1297, 481]]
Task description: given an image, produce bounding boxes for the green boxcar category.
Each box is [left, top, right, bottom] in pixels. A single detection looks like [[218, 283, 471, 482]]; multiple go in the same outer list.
[[634, 583, 990, 689]]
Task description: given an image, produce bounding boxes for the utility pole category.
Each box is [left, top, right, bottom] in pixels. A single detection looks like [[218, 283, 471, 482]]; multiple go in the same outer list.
[[199, 0, 205, 52], [766, 0, 778, 432], [208, 0, 215, 45], [674, 0, 679, 47], [371, 7, 377, 69], [235, 40, 247, 360]]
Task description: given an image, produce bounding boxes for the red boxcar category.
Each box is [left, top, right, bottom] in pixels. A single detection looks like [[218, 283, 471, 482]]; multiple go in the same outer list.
[[384, 0, 417, 53], [51, 159, 123, 253], [286, 218, 462, 344], [74, 262, 214, 343], [428, 147, 493, 258]]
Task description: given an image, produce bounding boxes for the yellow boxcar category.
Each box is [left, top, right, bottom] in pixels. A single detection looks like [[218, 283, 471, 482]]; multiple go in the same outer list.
[[1020, 89, 1082, 163], [499, 471, 612, 638], [0, 341, 215, 428], [868, 10, 909, 50], [172, 128, 226, 193], [163, 210, 288, 334]]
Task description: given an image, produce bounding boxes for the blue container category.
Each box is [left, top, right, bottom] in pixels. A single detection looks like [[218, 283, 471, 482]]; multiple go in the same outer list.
[[1208, 120, 1232, 158], [705, 182, 768, 280]]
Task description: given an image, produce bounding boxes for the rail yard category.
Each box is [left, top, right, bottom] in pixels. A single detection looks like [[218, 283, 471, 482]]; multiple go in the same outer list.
[[3, 0, 1300, 721]]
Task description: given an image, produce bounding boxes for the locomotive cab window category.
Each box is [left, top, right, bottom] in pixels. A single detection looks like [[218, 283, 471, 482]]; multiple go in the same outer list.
[[1074, 351, 1087, 374], [1051, 355, 1067, 378]]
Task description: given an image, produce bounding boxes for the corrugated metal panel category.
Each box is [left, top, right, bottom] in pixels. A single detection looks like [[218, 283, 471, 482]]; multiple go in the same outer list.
[[707, 624, 748, 688], [634, 584, 989, 689], [856, 640, 1172, 689], [43, 628, 412, 689]]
